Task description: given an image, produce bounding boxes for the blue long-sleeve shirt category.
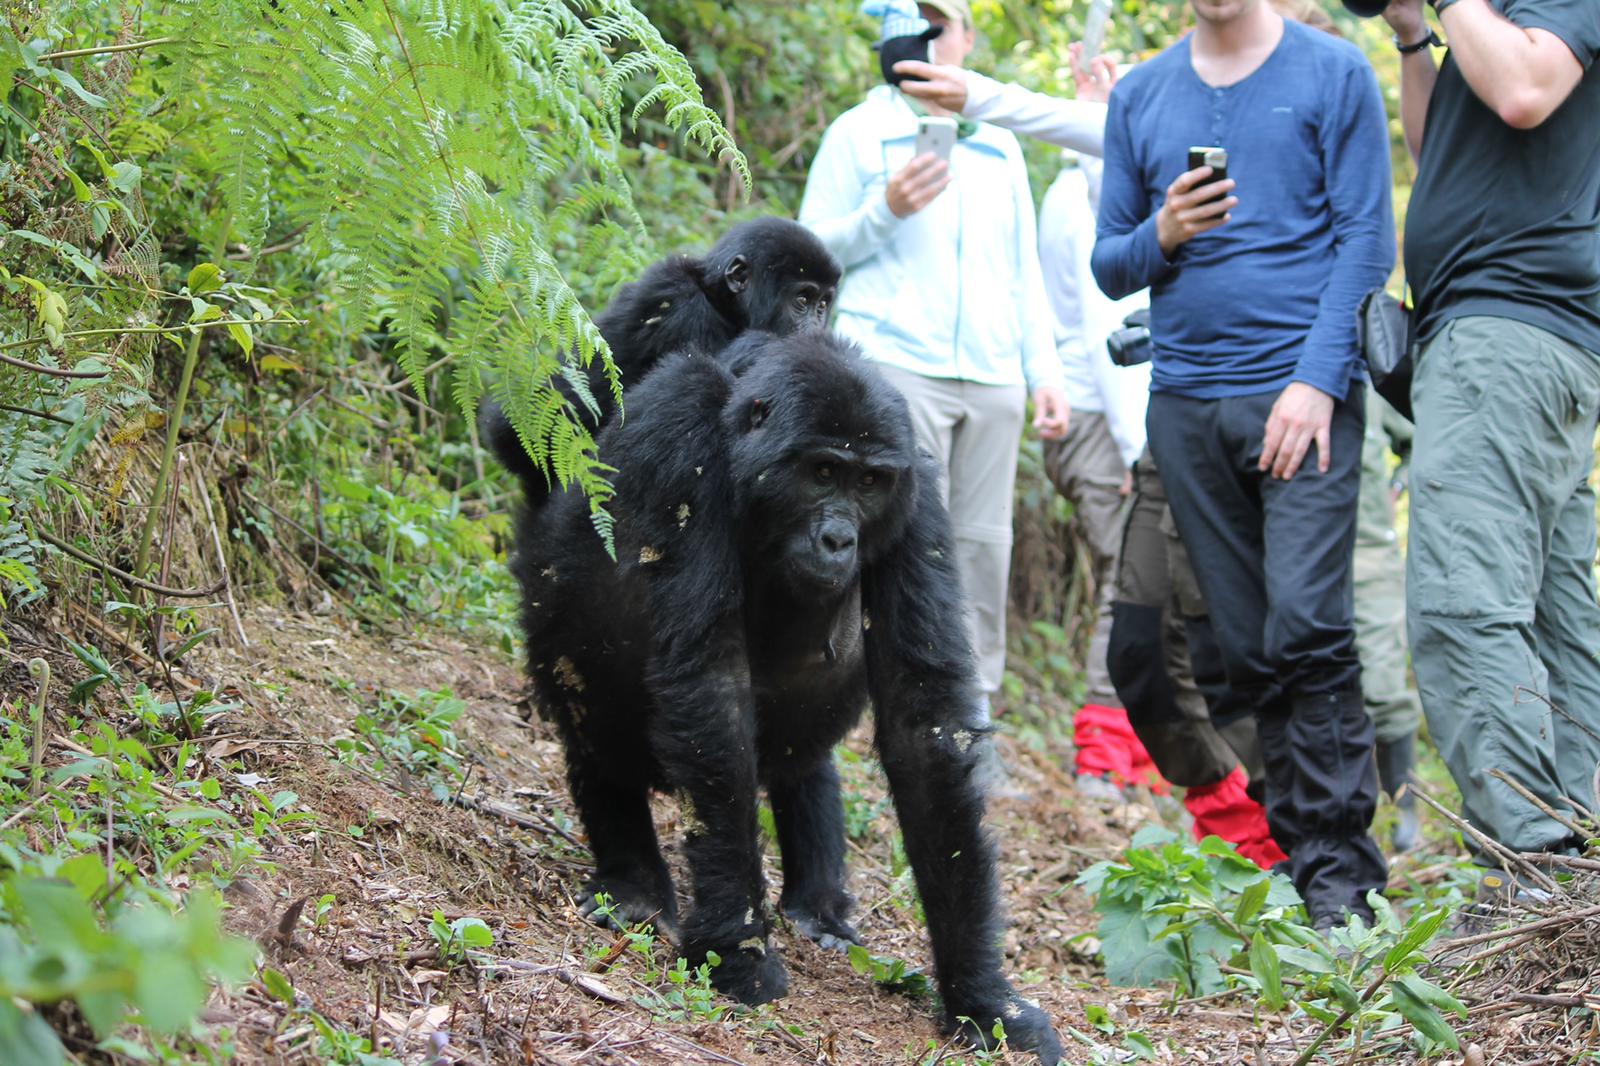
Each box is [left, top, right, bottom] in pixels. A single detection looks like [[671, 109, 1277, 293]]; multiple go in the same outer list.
[[1090, 21, 1394, 399]]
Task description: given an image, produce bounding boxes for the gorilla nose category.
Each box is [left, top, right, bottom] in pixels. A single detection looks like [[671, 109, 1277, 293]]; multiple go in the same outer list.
[[820, 528, 856, 556]]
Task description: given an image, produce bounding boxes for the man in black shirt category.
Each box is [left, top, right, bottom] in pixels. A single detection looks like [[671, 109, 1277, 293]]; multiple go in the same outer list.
[[1382, 0, 1600, 865]]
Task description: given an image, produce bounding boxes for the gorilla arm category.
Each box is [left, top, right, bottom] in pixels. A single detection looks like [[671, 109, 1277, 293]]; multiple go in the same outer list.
[[608, 354, 788, 1005], [863, 456, 1064, 1064]]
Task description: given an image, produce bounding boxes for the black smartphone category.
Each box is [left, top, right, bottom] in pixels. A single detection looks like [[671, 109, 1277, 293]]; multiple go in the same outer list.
[[1188, 146, 1228, 205]]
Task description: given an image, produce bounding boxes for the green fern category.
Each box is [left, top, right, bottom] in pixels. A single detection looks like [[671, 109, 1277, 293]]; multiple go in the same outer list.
[[166, 0, 748, 505]]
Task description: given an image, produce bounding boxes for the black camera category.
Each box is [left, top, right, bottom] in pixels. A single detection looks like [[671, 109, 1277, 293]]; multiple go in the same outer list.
[[1106, 308, 1153, 367], [1342, 0, 1389, 16]]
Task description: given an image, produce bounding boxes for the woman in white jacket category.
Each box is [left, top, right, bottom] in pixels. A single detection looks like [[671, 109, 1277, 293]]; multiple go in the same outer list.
[[799, 1, 1090, 789]]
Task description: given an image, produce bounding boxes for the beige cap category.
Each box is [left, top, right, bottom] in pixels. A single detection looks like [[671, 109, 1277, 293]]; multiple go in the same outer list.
[[919, 0, 973, 27]]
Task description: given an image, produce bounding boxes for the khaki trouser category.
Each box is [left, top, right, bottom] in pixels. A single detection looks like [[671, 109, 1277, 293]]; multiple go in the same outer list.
[[1408, 316, 1600, 854], [873, 365, 1026, 698], [1042, 410, 1127, 708]]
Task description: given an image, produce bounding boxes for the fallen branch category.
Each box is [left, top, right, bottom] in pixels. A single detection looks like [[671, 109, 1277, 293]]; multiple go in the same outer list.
[[1485, 769, 1591, 842], [1407, 781, 1561, 895], [39, 528, 227, 598], [0, 349, 109, 378]]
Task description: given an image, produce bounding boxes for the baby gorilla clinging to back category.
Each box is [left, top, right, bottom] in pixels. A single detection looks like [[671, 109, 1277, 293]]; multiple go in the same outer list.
[[490, 328, 1062, 1062]]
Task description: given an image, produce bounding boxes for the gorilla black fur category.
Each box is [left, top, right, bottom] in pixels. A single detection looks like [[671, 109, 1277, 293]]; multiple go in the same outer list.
[[480, 217, 840, 504], [491, 330, 1062, 1061]]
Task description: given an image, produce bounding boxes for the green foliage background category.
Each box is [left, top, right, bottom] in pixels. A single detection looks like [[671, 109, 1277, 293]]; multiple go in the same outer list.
[[0, 1, 1428, 1061]]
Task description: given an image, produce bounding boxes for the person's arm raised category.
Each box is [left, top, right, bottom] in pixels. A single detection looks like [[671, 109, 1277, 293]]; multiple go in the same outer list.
[[1434, 0, 1587, 129], [893, 62, 1111, 154]]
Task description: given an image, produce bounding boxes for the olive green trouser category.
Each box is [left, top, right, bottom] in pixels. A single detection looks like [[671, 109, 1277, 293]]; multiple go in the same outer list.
[[1354, 385, 1422, 746], [1408, 316, 1600, 854]]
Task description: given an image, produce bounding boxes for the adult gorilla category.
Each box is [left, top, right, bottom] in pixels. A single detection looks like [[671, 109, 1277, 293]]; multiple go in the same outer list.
[[480, 217, 840, 506], [491, 330, 1062, 1062]]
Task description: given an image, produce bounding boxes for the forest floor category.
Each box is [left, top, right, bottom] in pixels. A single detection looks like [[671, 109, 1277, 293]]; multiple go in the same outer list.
[[9, 602, 1598, 1065]]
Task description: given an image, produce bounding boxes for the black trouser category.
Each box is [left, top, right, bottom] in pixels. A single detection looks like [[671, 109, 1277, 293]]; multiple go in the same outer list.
[[1146, 386, 1386, 920]]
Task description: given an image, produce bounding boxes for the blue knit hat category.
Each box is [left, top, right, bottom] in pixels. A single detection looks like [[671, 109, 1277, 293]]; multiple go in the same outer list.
[[862, 0, 932, 44]]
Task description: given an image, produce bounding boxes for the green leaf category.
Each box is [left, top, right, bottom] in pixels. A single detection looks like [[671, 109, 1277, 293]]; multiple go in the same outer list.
[[1276, 945, 1335, 974], [226, 321, 254, 358], [186, 262, 222, 294], [133, 949, 207, 1033], [166, 627, 220, 663], [847, 943, 872, 975], [1248, 931, 1284, 1010], [1384, 908, 1447, 974], [261, 967, 295, 1004], [108, 161, 142, 194], [1328, 977, 1361, 1014], [1233, 879, 1270, 926], [1122, 1030, 1157, 1059], [1391, 975, 1460, 1049], [43, 64, 109, 108], [1396, 972, 1468, 1020], [0, 999, 66, 1066], [451, 917, 493, 948]]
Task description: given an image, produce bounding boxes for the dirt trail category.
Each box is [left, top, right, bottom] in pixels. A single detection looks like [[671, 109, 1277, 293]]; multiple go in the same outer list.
[[151, 606, 1260, 1064]]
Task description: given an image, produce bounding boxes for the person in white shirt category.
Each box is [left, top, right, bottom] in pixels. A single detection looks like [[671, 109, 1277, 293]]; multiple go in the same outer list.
[[1035, 152, 1160, 799], [800, 0, 1072, 790]]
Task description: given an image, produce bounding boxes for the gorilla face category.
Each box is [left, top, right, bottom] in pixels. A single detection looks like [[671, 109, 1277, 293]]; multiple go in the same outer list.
[[779, 449, 901, 593], [721, 331, 918, 600], [722, 254, 835, 336]]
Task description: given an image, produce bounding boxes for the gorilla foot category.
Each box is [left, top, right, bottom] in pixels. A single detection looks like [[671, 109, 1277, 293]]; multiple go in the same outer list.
[[695, 937, 789, 1005], [782, 894, 861, 953], [578, 875, 678, 940], [950, 993, 1063, 1065]]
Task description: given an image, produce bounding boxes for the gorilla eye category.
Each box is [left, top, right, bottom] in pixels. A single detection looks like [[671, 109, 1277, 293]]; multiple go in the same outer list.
[[795, 293, 811, 309], [859, 472, 876, 487], [815, 462, 836, 483]]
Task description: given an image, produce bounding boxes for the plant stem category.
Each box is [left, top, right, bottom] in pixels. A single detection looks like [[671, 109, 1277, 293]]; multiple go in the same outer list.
[[38, 37, 178, 61], [0, 318, 298, 351], [134, 213, 235, 579], [27, 658, 50, 795], [1290, 970, 1388, 1066]]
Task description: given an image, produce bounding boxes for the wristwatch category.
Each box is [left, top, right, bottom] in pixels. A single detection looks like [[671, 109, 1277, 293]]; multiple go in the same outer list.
[[1395, 28, 1444, 53]]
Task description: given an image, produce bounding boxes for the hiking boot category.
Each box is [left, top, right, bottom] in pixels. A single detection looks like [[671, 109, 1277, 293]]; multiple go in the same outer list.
[[1375, 734, 1421, 853], [971, 739, 1028, 802], [1449, 868, 1553, 937], [1075, 772, 1125, 805]]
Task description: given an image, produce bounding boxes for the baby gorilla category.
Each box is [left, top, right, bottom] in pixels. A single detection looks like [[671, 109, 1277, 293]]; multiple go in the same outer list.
[[493, 330, 1062, 1062], [480, 217, 839, 510]]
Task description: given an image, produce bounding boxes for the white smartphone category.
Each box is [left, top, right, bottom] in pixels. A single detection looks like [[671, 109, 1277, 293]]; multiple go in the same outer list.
[[914, 116, 958, 162]]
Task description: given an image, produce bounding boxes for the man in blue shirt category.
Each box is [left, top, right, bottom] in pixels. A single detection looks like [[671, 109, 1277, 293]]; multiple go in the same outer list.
[[1091, 0, 1395, 927]]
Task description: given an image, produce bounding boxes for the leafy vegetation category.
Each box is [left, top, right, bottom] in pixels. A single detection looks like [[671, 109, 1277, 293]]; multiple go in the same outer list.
[[0, 0, 1512, 1063], [1079, 827, 1473, 1060]]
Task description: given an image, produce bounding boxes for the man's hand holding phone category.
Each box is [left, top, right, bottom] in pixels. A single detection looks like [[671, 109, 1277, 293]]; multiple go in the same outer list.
[[886, 153, 951, 218], [1155, 164, 1237, 257]]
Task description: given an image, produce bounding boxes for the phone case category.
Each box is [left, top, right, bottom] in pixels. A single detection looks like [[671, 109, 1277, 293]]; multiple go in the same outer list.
[[915, 119, 957, 162]]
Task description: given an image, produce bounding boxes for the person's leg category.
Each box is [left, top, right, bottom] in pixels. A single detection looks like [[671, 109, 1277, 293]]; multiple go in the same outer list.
[[944, 380, 1027, 700], [1527, 339, 1600, 824], [1408, 317, 1600, 855], [1043, 410, 1129, 709], [1353, 394, 1424, 850], [1249, 385, 1385, 923], [872, 365, 963, 509], [1146, 396, 1311, 860], [1354, 388, 1423, 748], [1109, 447, 1241, 788]]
